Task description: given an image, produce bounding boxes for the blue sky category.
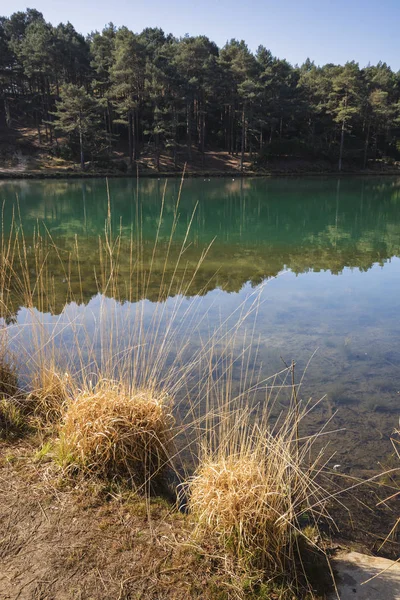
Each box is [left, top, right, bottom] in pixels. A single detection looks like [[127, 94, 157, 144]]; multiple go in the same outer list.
[[2, 0, 399, 70]]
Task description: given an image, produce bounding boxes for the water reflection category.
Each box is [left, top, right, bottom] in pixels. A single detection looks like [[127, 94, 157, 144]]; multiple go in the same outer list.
[[2, 177, 400, 313], [2, 176, 400, 473]]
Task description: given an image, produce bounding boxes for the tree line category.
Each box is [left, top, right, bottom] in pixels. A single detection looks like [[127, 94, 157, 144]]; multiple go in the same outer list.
[[1, 8, 400, 171]]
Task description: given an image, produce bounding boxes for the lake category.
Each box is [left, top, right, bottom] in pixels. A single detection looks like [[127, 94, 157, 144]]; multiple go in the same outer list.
[[1, 176, 400, 476]]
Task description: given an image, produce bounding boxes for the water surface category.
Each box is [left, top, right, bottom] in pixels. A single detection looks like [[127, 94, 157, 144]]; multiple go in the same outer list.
[[2, 176, 400, 474]]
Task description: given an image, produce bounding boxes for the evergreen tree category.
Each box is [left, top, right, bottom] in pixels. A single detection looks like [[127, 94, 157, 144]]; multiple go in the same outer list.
[[110, 28, 146, 166], [52, 84, 102, 169], [220, 40, 259, 169], [1, 8, 400, 171], [13, 19, 55, 142], [327, 62, 362, 171], [0, 18, 14, 126], [174, 35, 219, 162], [90, 23, 117, 151]]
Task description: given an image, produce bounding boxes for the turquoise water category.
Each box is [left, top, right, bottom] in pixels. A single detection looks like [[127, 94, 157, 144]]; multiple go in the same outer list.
[[1, 176, 400, 473]]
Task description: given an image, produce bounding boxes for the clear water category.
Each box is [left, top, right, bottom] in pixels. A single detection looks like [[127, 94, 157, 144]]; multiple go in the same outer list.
[[2, 176, 400, 474]]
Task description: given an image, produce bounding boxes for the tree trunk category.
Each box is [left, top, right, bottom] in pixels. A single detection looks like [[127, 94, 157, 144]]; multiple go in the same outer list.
[[41, 85, 48, 144], [310, 120, 315, 145], [200, 108, 205, 168], [240, 105, 245, 172], [373, 126, 378, 159], [104, 110, 109, 154], [108, 101, 113, 135], [196, 99, 201, 146], [4, 97, 11, 128], [224, 106, 229, 151], [107, 101, 113, 154], [46, 77, 51, 143], [128, 111, 133, 167], [338, 119, 345, 172], [48, 115, 53, 144], [230, 104, 234, 155], [173, 107, 178, 169], [384, 125, 389, 157], [79, 125, 84, 170], [228, 106, 231, 154], [36, 110, 42, 145], [186, 100, 192, 161], [155, 132, 160, 172], [134, 109, 139, 161], [363, 121, 370, 169]]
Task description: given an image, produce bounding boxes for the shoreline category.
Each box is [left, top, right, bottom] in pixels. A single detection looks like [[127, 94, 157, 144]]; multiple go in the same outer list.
[[1, 436, 396, 600], [1, 168, 400, 180]]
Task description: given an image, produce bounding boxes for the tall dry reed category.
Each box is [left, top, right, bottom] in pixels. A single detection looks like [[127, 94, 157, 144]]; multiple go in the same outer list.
[[0, 178, 358, 597], [185, 361, 337, 597], [0, 178, 266, 479]]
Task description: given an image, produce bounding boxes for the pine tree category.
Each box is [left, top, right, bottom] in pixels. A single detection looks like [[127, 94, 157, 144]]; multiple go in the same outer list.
[[327, 62, 362, 171], [110, 28, 146, 166], [1, 8, 400, 171], [220, 40, 259, 170], [52, 84, 102, 169]]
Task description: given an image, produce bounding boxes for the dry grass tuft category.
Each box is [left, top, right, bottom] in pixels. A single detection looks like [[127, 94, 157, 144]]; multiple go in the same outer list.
[[28, 366, 70, 425], [0, 343, 25, 439], [189, 451, 292, 571], [60, 379, 175, 485], [0, 352, 18, 399], [378, 423, 400, 549], [0, 398, 26, 439], [187, 397, 331, 597]]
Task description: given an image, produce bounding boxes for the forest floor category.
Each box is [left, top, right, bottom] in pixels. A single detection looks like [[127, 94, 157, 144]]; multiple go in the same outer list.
[[0, 438, 221, 600], [0, 436, 399, 600], [1, 123, 400, 178]]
